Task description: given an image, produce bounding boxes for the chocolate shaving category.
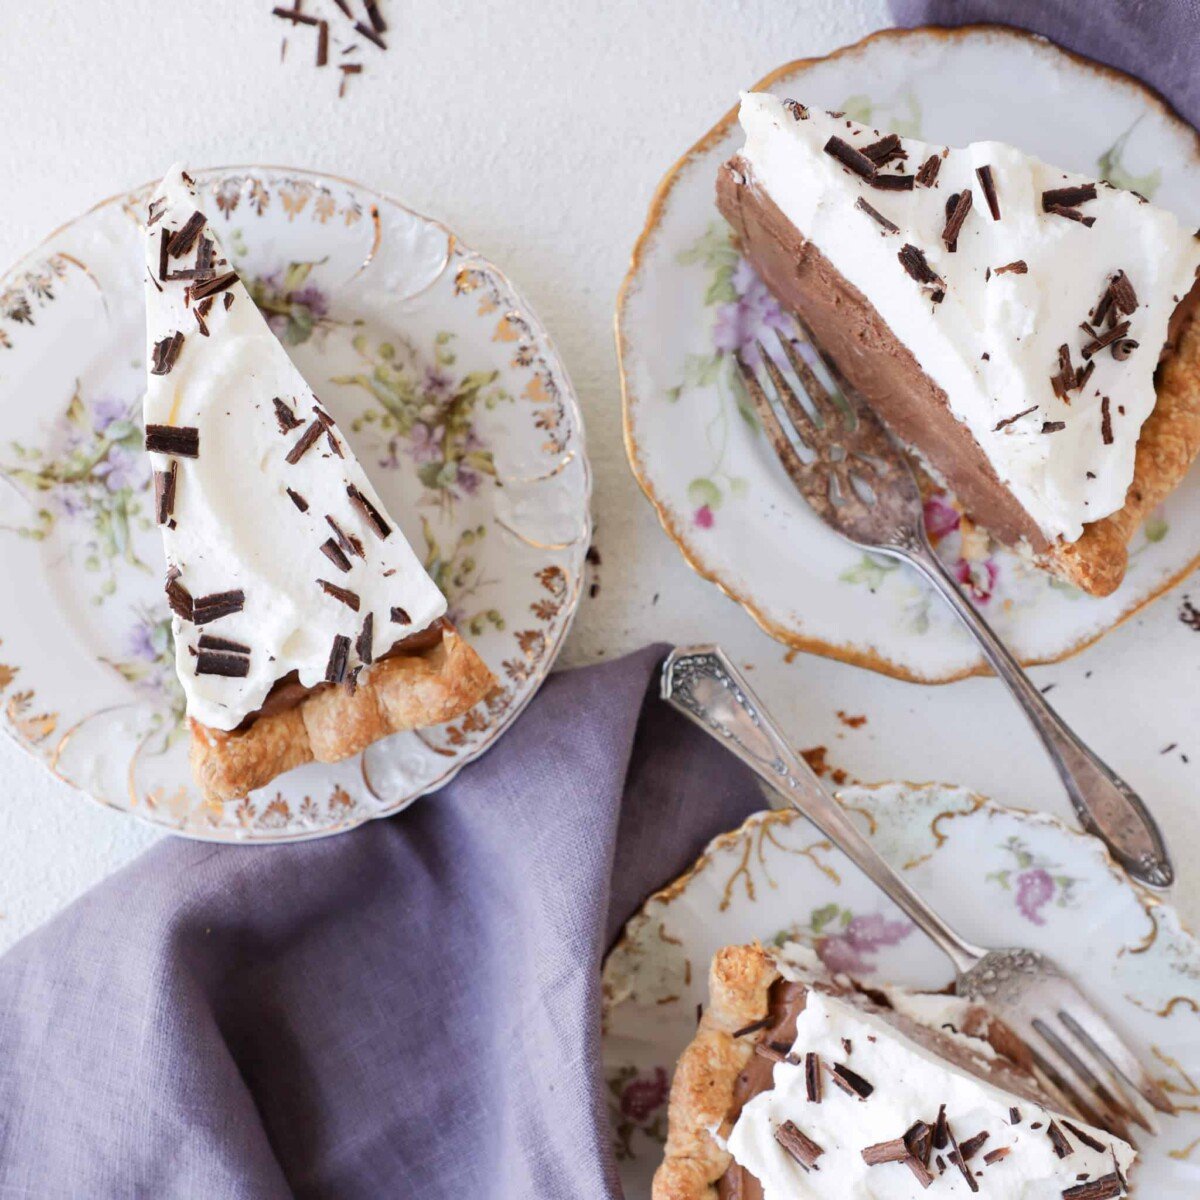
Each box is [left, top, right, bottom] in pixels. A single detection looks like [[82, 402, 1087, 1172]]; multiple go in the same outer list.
[[145, 424, 199, 457], [942, 188, 973, 251], [273, 397, 303, 433], [326, 515, 365, 559], [1061, 1174, 1123, 1200], [1112, 338, 1138, 360], [346, 483, 392, 538], [1009, 1107, 1022, 1125], [823, 135, 877, 181], [192, 590, 246, 625], [904, 1155, 935, 1189], [165, 567, 193, 621], [1042, 420, 1066, 433], [829, 1063, 873, 1100], [1043, 184, 1098, 211], [325, 634, 351, 684], [363, 0, 387, 32], [197, 634, 250, 654], [983, 1147, 1012, 1165], [904, 1121, 933, 1166], [224, 292, 235, 311], [861, 134, 902, 165], [753, 1041, 789, 1064], [285, 420, 324, 464], [898, 243, 943, 288], [994, 405, 1037, 431], [994, 259, 1028, 275], [783, 99, 809, 121], [390, 606, 411, 625], [1101, 396, 1114, 444], [320, 539, 352, 573], [196, 649, 250, 678], [150, 331, 185, 376], [190, 272, 238, 301], [1047, 1120, 1074, 1159], [196, 237, 213, 274], [1082, 320, 1130, 359], [316, 19, 329, 66], [932, 1105, 948, 1150], [805, 1052, 822, 1103], [194, 297, 214, 336], [944, 1119, 980, 1193], [731, 1017, 770, 1038], [167, 212, 207, 257], [147, 197, 166, 226], [354, 21, 387, 49], [1046, 204, 1096, 227], [872, 172, 914, 191], [975, 164, 1001, 220], [1109, 270, 1138, 314], [957, 1132, 989, 1161], [356, 612, 375, 664], [154, 460, 178, 525], [915, 154, 941, 187], [272, 5, 320, 25], [862, 1139, 909, 1165], [318, 580, 361, 611], [774, 1120, 823, 1170], [158, 228, 171, 281], [1063, 1121, 1107, 1154], [855, 196, 899, 234]]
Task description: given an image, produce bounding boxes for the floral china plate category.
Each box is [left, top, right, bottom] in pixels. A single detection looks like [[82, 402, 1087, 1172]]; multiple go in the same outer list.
[[0, 167, 589, 840], [602, 783, 1200, 1196], [618, 25, 1200, 682]]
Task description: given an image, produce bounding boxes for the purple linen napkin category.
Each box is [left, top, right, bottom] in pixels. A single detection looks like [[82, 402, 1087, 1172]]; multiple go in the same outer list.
[[890, 0, 1200, 130], [0, 645, 763, 1198]]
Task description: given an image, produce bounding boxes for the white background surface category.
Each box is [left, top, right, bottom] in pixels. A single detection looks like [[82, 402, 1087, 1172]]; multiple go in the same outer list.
[[1, 0, 1198, 952]]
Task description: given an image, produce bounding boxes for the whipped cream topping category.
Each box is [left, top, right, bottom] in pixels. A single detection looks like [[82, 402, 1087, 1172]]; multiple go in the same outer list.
[[727, 956, 1135, 1199], [143, 166, 446, 731], [736, 94, 1200, 544]]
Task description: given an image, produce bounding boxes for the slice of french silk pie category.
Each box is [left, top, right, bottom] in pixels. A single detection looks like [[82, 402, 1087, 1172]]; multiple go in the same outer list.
[[654, 942, 1136, 1200], [143, 166, 493, 803], [718, 96, 1200, 596]]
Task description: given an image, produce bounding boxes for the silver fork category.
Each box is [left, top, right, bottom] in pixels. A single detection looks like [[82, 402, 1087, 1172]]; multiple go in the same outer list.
[[734, 324, 1173, 892], [662, 645, 1176, 1141]]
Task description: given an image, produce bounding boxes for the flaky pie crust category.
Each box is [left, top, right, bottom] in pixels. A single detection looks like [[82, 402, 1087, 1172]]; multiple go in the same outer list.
[[189, 624, 495, 803]]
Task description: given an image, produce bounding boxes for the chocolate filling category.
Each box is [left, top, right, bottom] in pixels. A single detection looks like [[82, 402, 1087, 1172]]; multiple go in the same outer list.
[[716, 158, 1200, 552]]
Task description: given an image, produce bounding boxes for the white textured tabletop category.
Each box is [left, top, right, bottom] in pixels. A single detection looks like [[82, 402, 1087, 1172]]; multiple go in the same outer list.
[[1, 0, 1197, 952]]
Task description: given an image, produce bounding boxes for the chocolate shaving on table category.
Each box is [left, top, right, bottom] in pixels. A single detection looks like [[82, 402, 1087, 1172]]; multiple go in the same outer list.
[[285, 419, 325, 464], [145, 424, 199, 457], [272, 5, 320, 25], [363, 0, 387, 32], [273, 396, 303, 433], [320, 537, 352, 573], [1046, 1120, 1074, 1158], [354, 21, 387, 49], [823, 135, 877, 181], [192, 589, 246, 625], [150, 331, 185, 376], [783, 99, 809, 121], [1043, 184, 1098, 211], [390, 606, 411, 624], [356, 611, 374, 664], [995, 405, 1037, 431], [194, 297, 214, 336], [1101, 396, 1114, 444], [1082, 320, 1130, 359], [316, 19, 329, 66], [915, 154, 941, 187], [855, 196, 899, 234], [165, 566, 193, 621], [154, 460, 178, 525], [1063, 1121, 1107, 1153], [774, 1120, 823, 1170], [197, 633, 250, 654], [167, 211, 207, 257], [1061, 1174, 1124, 1200], [326, 514, 365, 559], [829, 1062, 873, 1100], [347, 484, 392, 538], [1042, 420, 1066, 433], [861, 133, 902, 165], [862, 1138, 909, 1165], [994, 259, 1028, 275], [731, 1017, 771, 1038], [942, 188, 973, 251], [190, 271, 238, 301], [318, 579, 361, 611], [898, 244, 944, 289], [983, 1147, 1012, 1165], [196, 649, 250, 678], [975, 164, 1001, 220], [325, 634, 350, 683], [944, 1119, 980, 1192], [805, 1052, 822, 1102]]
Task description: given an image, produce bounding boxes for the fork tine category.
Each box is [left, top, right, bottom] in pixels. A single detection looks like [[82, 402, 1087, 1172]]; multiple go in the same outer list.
[[755, 340, 822, 433], [773, 330, 844, 427], [734, 353, 814, 492], [1033, 1018, 1152, 1135], [1027, 1044, 1138, 1147], [1058, 1006, 1176, 1116]]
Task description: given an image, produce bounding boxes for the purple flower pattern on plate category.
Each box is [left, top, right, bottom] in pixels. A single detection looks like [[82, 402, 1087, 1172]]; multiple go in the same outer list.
[[986, 836, 1080, 925]]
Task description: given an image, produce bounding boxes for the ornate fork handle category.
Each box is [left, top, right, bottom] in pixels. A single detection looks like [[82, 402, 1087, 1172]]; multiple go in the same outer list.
[[661, 646, 986, 975], [889, 529, 1173, 890]]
